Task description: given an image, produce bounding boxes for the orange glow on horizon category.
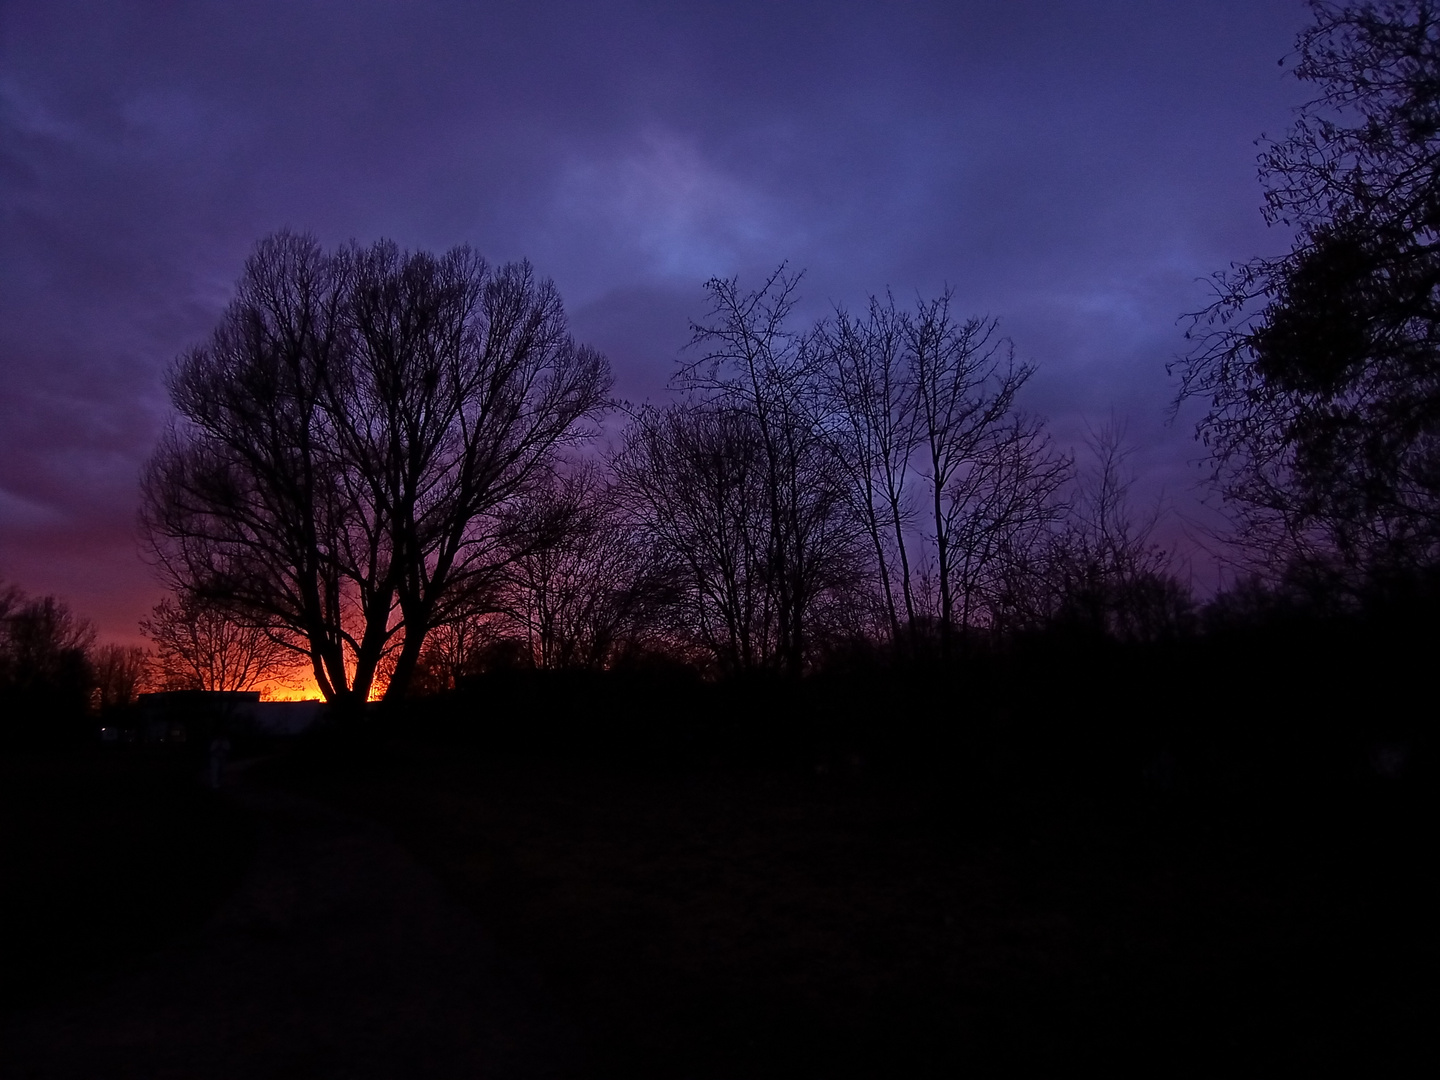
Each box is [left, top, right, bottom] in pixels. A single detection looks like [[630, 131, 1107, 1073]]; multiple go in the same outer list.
[[256, 669, 389, 702], [260, 680, 320, 702]]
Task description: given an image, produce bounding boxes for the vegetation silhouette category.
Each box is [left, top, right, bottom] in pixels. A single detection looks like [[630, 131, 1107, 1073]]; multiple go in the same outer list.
[[2, 3, 1435, 1072], [1180, 0, 1440, 589], [134, 235, 1202, 695], [141, 593, 292, 693], [274, 577, 1432, 1076], [0, 582, 99, 745], [141, 232, 612, 714]]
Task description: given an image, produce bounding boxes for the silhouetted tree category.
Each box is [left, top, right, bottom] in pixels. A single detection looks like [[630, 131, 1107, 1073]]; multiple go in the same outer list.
[[679, 269, 863, 673], [615, 403, 775, 673], [142, 232, 611, 710], [0, 583, 96, 734], [499, 463, 678, 670], [91, 644, 151, 712], [1051, 424, 1194, 641], [907, 295, 1034, 656], [409, 610, 514, 694], [814, 295, 923, 652], [945, 414, 1072, 638], [812, 292, 1074, 656], [140, 594, 292, 693], [1180, 0, 1440, 581], [0, 580, 23, 663]]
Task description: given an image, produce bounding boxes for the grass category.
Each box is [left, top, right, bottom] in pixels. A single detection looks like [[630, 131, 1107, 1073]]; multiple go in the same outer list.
[[0, 747, 255, 1014], [266, 732, 1433, 1077]]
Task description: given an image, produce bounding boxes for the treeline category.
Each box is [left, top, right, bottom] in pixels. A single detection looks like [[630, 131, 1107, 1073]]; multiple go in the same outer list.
[[0, 575, 312, 744], [383, 570, 1435, 812], [0, 582, 147, 742], [140, 234, 1203, 703], [137, 232, 1433, 701], [412, 243, 1440, 690], [126, 0, 1440, 709], [406, 270, 1196, 689]]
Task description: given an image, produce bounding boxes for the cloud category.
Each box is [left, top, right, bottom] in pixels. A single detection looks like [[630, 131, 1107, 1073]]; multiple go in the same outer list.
[[0, 487, 63, 531], [0, 0, 1312, 634], [552, 130, 803, 282]]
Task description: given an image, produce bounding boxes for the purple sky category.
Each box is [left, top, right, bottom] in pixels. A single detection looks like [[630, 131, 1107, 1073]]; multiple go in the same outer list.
[[1, 0, 1309, 645]]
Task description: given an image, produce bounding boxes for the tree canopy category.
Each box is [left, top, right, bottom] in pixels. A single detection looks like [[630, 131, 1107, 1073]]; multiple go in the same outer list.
[[142, 232, 612, 707], [1181, 0, 1440, 579]]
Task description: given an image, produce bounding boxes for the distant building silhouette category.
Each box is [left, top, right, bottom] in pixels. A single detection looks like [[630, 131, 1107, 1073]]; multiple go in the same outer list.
[[135, 690, 326, 743]]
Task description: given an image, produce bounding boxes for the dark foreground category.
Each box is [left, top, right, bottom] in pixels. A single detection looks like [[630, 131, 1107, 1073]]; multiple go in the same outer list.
[[1, 665, 1431, 1077], [269, 707, 1432, 1077], [0, 751, 252, 1014], [1, 756, 581, 1079]]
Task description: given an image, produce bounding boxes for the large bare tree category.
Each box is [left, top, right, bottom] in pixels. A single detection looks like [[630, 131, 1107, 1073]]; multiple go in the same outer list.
[[142, 232, 611, 709]]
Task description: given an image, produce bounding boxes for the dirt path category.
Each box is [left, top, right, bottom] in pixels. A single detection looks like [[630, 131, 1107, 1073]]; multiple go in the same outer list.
[[0, 771, 587, 1079]]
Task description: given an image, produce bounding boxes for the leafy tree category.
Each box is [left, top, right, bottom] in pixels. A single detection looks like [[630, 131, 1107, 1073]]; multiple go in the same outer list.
[[1180, 0, 1440, 579]]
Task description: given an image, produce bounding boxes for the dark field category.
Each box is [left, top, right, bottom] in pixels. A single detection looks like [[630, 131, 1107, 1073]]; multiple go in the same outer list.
[[2, 649, 1431, 1076], [0, 749, 254, 1014], [264, 707, 1432, 1077]]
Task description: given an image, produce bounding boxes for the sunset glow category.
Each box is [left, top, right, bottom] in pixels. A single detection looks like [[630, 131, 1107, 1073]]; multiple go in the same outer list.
[[0, 2, 1308, 637], [259, 681, 320, 703], [257, 671, 387, 703], [0, 4, 1430, 1074]]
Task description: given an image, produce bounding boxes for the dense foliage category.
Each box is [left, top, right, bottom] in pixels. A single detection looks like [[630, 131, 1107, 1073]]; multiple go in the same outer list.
[[1182, 0, 1440, 582]]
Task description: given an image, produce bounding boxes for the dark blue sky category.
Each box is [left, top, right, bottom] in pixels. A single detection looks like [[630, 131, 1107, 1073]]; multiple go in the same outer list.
[[1, 0, 1308, 642]]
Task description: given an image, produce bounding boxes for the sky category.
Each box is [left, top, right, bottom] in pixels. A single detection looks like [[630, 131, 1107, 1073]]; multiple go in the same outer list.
[[1, 0, 1312, 646]]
